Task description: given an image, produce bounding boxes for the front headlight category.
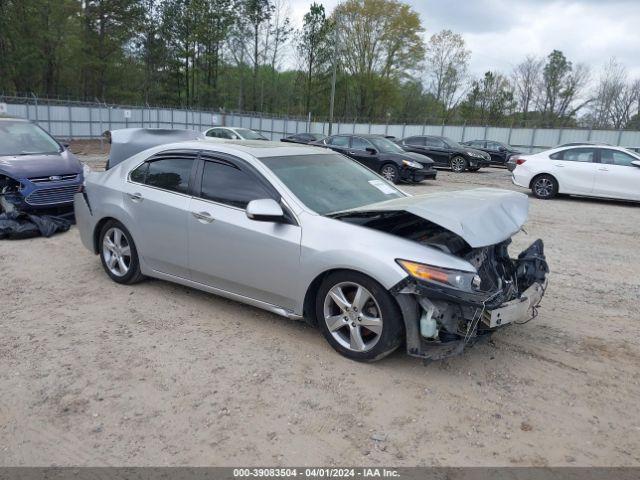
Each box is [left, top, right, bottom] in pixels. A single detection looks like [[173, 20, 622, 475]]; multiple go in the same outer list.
[[397, 259, 482, 292], [466, 151, 483, 158], [402, 159, 422, 169]]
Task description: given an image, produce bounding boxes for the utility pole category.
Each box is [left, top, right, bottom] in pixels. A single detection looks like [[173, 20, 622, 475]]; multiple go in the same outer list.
[[328, 63, 337, 135], [328, 16, 339, 136]]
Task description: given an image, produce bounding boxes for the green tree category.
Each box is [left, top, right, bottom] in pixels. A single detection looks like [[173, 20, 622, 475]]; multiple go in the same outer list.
[[296, 3, 333, 115], [332, 0, 425, 118], [460, 71, 515, 124], [424, 29, 470, 120], [540, 49, 590, 126]]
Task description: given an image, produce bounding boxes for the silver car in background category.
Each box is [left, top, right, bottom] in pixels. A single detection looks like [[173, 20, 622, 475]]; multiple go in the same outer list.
[[75, 135, 548, 361]]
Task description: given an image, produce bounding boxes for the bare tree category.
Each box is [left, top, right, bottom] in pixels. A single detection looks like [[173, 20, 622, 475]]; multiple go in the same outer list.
[[424, 29, 470, 118], [512, 55, 543, 121], [590, 58, 640, 128]]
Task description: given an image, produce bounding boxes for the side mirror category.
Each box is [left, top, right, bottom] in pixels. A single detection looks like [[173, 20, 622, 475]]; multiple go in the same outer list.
[[366, 147, 378, 155], [631, 160, 640, 168], [246, 199, 285, 222], [498, 146, 507, 152]]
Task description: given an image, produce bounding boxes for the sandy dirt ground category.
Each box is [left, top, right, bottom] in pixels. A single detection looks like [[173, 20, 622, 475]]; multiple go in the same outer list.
[[1, 153, 640, 467]]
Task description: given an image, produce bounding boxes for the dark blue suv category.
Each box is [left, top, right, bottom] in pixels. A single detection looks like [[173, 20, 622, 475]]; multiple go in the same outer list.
[[0, 117, 83, 217]]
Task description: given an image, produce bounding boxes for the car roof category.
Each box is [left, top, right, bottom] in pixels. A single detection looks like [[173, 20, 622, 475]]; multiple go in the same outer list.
[[545, 144, 637, 154], [197, 138, 334, 158], [330, 133, 388, 139]]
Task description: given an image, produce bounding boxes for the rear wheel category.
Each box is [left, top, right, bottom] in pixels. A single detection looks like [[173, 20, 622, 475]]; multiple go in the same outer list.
[[450, 156, 467, 173], [380, 163, 400, 183], [316, 271, 403, 362], [531, 174, 558, 199], [99, 220, 144, 284]]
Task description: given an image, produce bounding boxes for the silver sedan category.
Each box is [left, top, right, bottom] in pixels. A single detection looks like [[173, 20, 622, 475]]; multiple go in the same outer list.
[[75, 136, 548, 361]]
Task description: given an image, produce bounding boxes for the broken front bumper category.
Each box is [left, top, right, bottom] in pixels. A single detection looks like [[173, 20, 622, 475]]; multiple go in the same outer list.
[[482, 281, 546, 328], [392, 239, 549, 360]]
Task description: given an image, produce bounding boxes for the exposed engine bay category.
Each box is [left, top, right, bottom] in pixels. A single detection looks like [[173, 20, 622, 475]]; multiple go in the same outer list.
[[334, 210, 549, 359]]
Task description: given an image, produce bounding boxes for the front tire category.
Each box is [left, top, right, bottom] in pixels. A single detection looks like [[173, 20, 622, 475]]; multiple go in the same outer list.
[[99, 220, 144, 284], [315, 271, 403, 362], [380, 163, 400, 183], [531, 174, 558, 199], [450, 156, 467, 173]]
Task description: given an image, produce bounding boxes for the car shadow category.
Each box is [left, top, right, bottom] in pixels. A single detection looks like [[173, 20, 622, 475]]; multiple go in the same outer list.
[[529, 193, 640, 208]]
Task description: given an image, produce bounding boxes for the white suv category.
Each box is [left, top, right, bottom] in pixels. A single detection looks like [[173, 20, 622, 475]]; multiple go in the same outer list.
[[512, 145, 640, 201]]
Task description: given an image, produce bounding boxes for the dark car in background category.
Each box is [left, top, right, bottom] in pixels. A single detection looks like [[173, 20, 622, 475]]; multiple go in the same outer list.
[[312, 134, 437, 183], [281, 133, 326, 144], [396, 135, 491, 173], [0, 117, 83, 216], [460, 140, 521, 167]]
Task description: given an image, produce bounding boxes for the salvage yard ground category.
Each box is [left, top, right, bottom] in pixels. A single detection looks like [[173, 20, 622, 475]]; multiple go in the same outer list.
[[1, 144, 640, 466]]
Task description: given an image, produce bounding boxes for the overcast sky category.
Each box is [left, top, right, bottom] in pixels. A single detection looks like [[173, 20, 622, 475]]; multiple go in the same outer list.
[[288, 0, 640, 79]]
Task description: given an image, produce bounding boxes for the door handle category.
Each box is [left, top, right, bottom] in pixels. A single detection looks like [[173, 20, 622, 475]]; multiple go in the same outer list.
[[348, 151, 356, 155], [598, 167, 609, 171], [553, 164, 565, 167], [192, 211, 214, 223], [128, 192, 143, 202]]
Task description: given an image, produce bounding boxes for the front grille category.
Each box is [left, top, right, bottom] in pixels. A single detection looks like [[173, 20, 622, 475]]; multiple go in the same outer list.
[[29, 174, 78, 184], [26, 185, 77, 206]]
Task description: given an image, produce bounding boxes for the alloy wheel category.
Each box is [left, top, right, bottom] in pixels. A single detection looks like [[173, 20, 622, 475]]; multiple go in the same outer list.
[[451, 157, 466, 172], [102, 227, 132, 277], [323, 282, 383, 352], [534, 178, 554, 198], [380, 165, 398, 182]]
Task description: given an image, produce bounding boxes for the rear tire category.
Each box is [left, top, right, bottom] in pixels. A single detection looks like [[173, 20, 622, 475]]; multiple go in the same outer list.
[[531, 174, 558, 199], [315, 271, 403, 362], [450, 156, 467, 173], [99, 220, 144, 284]]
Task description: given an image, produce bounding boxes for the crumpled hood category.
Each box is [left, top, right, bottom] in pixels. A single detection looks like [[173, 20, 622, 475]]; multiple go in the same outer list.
[[340, 188, 529, 248], [0, 150, 82, 179]]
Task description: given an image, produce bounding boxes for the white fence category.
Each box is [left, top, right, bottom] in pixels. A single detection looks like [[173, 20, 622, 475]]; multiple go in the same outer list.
[[225, 113, 640, 153], [4, 96, 640, 153]]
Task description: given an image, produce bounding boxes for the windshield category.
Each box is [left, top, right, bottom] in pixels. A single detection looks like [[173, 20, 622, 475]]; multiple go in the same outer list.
[[237, 128, 267, 140], [0, 121, 61, 156], [368, 137, 405, 154], [260, 153, 405, 215]]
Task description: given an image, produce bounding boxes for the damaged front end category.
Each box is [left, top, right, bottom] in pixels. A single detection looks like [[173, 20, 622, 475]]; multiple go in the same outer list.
[[391, 238, 548, 360], [332, 188, 549, 360], [0, 174, 24, 213]]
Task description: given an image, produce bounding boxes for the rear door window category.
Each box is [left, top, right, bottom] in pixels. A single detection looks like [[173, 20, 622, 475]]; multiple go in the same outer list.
[[146, 158, 194, 193], [425, 137, 446, 148], [551, 148, 596, 162], [328, 135, 350, 147], [404, 136, 425, 146], [130, 153, 196, 194]]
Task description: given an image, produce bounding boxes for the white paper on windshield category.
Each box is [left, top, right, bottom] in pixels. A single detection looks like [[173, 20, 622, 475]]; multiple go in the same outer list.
[[368, 179, 397, 194]]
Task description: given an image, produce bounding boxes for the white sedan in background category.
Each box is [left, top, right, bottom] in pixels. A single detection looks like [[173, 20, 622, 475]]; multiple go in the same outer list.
[[204, 126, 268, 141], [512, 145, 640, 201]]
